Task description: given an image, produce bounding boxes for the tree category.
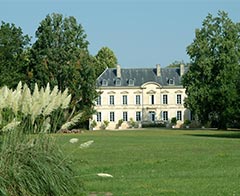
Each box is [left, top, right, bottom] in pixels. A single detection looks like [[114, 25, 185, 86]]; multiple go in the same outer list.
[[167, 60, 185, 68], [182, 11, 240, 129], [94, 46, 118, 78], [28, 13, 97, 127], [0, 22, 30, 88]]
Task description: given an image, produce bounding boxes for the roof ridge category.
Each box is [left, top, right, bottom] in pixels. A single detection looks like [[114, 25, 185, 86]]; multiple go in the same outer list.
[[109, 67, 179, 70]]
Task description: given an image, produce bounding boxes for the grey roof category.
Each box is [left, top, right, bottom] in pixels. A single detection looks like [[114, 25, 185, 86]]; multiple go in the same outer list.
[[97, 67, 185, 87]]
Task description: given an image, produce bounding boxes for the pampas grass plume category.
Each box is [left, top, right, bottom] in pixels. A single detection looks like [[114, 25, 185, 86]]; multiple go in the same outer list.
[[61, 113, 82, 130], [2, 119, 21, 132], [69, 138, 79, 144], [79, 140, 94, 149], [97, 173, 113, 178]]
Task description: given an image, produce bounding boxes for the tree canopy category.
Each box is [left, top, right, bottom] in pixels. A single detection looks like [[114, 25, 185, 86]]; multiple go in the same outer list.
[[182, 11, 240, 129], [94, 46, 118, 78], [28, 13, 98, 126], [0, 22, 30, 88], [29, 13, 89, 89]]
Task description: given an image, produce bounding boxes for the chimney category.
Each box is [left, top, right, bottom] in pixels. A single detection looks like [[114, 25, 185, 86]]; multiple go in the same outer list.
[[116, 64, 121, 78], [180, 64, 184, 76], [156, 64, 161, 77]]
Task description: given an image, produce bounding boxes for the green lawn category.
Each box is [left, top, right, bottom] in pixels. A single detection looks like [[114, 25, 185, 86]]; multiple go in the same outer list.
[[55, 129, 240, 196]]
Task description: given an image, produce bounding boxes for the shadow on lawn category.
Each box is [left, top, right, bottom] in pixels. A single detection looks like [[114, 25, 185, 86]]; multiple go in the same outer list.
[[186, 131, 240, 139]]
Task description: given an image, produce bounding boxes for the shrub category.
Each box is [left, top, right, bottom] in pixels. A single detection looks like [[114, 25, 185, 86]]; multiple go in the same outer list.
[[116, 119, 123, 129], [100, 120, 109, 130], [142, 121, 166, 128], [129, 118, 137, 128], [171, 117, 177, 126], [184, 119, 191, 128], [90, 119, 97, 129]]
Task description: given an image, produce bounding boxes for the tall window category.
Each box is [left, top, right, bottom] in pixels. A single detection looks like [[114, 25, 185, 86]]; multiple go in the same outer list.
[[136, 95, 141, 105], [122, 95, 128, 105], [163, 111, 168, 121], [96, 112, 101, 122], [110, 112, 115, 122], [162, 94, 168, 104], [177, 111, 182, 121], [109, 95, 114, 105], [96, 95, 101, 105], [150, 95, 155, 104], [177, 94, 182, 104], [136, 111, 141, 121], [123, 112, 128, 121]]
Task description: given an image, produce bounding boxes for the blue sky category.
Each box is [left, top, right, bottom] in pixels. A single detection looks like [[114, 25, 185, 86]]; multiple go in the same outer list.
[[0, 0, 239, 68]]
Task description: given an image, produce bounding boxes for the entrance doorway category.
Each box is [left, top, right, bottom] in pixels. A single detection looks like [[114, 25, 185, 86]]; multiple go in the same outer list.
[[149, 111, 156, 122]]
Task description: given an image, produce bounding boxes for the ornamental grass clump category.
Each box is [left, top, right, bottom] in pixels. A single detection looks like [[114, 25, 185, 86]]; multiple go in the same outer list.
[[0, 129, 79, 196], [0, 82, 72, 133], [0, 82, 84, 196]]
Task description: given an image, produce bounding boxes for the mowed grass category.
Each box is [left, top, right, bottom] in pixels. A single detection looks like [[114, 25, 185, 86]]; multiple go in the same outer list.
[[55, 129, 240, 196]]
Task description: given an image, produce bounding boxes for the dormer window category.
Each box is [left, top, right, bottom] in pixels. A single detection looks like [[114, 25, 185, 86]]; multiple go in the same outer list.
[[115, 78, 121, 86], [168, 79, 174, 85], [128, 79, 134, 86], [102, 79, 108, 86]]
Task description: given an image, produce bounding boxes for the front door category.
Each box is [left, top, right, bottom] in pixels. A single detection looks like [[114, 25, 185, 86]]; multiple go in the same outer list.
[[149, 111, 156, 122]]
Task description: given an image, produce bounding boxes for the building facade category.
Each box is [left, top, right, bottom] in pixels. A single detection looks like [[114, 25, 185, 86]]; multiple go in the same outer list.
[[91, 64, 190, 130]]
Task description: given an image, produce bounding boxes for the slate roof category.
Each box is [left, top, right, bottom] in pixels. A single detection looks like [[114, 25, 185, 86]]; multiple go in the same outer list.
[[97, 67, 185, 87]]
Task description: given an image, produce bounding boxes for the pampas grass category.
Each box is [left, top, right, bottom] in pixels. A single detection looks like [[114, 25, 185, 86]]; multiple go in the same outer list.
[[1, 118, 20, 132], [0, 129, 79, 196], [0, 82, 73, 133], [0, 82, 85, 196], [97, 173, 113, 178], [61, 112, 82, 130], [79, 140, 94, 149]]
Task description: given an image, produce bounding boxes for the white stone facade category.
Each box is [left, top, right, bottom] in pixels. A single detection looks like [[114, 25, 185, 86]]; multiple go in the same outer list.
[[91, 65, 190, 130]]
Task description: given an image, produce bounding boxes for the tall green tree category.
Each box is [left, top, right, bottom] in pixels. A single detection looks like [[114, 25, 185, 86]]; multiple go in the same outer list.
[[0, 22, 30, 88], [167, 60, 191, 68], [182, 11, 240, 129], [29, 13, 97, 127], [94, 46, 118, 78]]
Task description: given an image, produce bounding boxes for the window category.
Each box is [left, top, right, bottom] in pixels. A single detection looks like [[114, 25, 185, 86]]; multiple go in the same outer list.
[[150, 95, 154, 104], [177, 94, 182, 104], [96, 95, 101, 105], [122, 95, 128, 105], [102, 79, 108, 86], [163, 111, 168, 121], [96, 112, 101, 122], [123, 112, 128, 121], [177, 111, 182, 121], [162, 94, 168, 104], [110, 112, 115, 122], [136, 95, 141, 105], [128, 79, 134, 86], [109, 95, 114, 105], [116, 79, 121, 86], [136, 111, 141, 121], [169, 79, 174, 85]]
